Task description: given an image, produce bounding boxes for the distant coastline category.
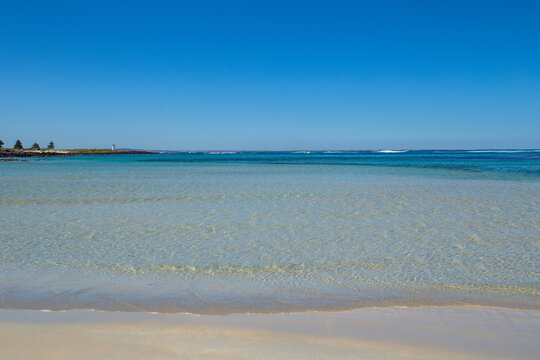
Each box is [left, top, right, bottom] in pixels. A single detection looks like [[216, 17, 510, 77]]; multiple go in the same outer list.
[[0, 148, 155, 159]]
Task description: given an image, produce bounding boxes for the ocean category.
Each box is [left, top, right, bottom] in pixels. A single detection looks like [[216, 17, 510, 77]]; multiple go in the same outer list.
[[0, 150, 539, 314]]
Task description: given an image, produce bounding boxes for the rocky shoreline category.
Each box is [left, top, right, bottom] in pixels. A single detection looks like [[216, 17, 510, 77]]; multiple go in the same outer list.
[[0, 149, 155, 158]]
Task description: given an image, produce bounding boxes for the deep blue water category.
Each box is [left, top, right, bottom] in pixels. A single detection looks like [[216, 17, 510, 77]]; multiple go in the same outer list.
[[139, 150, 540, 178]]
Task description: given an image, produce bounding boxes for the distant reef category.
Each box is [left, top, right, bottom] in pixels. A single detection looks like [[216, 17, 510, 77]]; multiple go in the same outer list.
[[0, 149, 155, 158]]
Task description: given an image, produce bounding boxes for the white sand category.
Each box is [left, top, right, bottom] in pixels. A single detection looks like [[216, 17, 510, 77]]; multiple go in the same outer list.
[[1, 306, 538, 359]]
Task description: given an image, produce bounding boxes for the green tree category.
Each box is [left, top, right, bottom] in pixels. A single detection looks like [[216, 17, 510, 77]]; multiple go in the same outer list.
[[14, 139, 23, 149], [31, 143, 40, 150], [0, 140, 4, 148], [47, 141, 55, 149]]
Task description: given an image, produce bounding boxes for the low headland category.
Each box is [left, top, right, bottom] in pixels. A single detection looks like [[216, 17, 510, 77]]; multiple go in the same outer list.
[[0, 148, 155, 159]]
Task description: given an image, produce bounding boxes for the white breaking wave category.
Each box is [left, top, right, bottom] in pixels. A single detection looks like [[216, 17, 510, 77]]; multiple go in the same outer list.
[[376, 150, 409, 153]]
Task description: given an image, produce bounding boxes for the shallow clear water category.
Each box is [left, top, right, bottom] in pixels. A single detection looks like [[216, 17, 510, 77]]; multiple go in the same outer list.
[[1, 150, 539, 313]]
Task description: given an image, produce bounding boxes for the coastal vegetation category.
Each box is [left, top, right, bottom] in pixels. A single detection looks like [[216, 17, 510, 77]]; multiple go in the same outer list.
[[1, 140, 55, 150]]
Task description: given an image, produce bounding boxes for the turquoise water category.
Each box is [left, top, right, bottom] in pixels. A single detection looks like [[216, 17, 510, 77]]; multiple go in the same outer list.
[[1, 150, 539, 314]]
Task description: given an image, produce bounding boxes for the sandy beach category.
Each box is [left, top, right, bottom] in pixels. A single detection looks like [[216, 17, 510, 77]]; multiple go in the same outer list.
[[1, 306, 538, 359]]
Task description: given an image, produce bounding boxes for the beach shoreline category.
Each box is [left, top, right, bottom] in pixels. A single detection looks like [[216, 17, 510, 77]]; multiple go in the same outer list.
[[1, 306, 538, 359]]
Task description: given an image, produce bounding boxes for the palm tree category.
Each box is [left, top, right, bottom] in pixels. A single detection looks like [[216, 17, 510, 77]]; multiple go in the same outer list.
[[14, 140, 23, 149], [47, 141, 55, 149]]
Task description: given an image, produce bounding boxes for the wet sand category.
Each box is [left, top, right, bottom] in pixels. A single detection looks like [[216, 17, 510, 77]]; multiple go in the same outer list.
[[1, 306, 538, 359]]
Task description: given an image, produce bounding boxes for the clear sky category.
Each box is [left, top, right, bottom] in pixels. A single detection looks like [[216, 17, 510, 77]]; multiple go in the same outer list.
[[1, 1, 539, 150]]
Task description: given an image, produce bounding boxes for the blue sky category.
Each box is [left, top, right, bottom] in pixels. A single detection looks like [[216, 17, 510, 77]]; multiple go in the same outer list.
[[1, 1, 539, 150]]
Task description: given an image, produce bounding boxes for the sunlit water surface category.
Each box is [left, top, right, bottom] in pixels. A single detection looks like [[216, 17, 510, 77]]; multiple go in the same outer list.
[[1, 151, 539, 313]]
